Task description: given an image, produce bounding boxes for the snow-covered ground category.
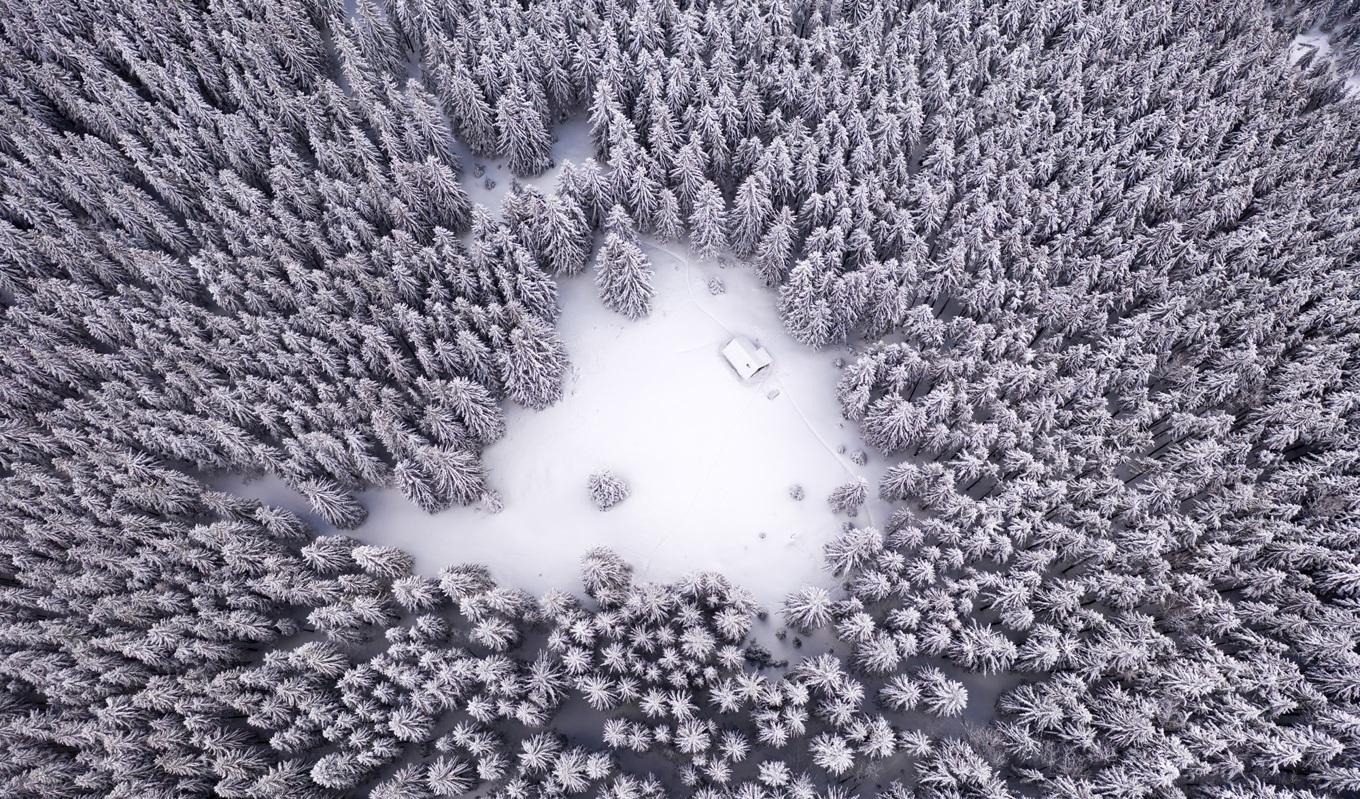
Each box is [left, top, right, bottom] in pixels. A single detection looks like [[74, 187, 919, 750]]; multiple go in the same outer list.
[[224, 115, 886, 610]]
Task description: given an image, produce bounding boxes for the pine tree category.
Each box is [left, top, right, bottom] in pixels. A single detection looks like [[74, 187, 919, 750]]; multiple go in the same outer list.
[[753, 207, 796, 286], [689, 181, 729, 261], [539, 194, 592, 276], [654, 189, 685, 242], [778, 259, 835, 348], [595, 234, 655, 320], [498, 318, 568, 410], [497, 84, 553, 177], [440, 66, 499, 156], [296, 478, 368, 529], [604, 204, 638, 241], [729, 175, 772, 258], [352, 544, 415, 580], [782, 586, 835, 632], [670, 140, 709, 209], [827, 478, 868, 517], [580, 547, 632, 599]]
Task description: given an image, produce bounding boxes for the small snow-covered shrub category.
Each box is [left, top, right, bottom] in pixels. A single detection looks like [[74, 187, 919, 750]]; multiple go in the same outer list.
[[480, 489, 505, 514], [588, 471, 631, 510]]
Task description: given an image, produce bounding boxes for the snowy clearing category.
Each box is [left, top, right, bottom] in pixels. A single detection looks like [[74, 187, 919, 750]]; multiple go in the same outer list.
[[227, 242, 885, 608], [225, 113, 886, 609]]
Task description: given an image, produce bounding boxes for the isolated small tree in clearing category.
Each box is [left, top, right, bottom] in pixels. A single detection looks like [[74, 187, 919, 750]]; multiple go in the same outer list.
[[588, 471, 631, 510], [827, 478, 868, 517]]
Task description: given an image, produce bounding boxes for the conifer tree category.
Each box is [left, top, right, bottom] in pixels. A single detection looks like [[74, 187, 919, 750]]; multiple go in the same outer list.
[[689, 181, 729, 261], [730, 174, 772, 258], [440, 66, 499, 157], [587, 471, 631, 510], [753, 207, 796, 286], [595, 233, 655, 320], [539, 194, 592, 276], [496, 84, 553, 177]]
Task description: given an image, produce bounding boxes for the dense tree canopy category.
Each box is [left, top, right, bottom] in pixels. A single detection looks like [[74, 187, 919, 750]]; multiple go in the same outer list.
[[0, 0, 1357, 797]]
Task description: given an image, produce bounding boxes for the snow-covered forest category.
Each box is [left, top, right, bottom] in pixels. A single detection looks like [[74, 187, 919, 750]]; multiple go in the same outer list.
[[1, 0, 1358, 797]]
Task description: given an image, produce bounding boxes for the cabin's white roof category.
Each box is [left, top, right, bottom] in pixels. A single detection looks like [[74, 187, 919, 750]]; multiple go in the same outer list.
[[722, 336, 773, 380]]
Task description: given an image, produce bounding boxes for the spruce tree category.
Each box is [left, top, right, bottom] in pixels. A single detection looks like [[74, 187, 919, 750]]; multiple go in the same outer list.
[[496, 84, 553, 177], [689, 180, 729, 261], [595, 233, 655, 320]]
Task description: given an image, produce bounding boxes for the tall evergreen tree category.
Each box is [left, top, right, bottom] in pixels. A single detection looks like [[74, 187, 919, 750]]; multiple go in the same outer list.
[[689, 180, 729, 261], [595, 233, 655, 320], [496, 84, 553, 177]]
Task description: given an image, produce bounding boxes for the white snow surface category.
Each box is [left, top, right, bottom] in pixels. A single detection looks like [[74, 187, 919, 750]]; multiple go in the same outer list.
[[225, 115, 886, 610]]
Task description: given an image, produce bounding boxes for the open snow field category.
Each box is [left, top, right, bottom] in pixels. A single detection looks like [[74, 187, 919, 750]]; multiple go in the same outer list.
[[224, 116, 886, 609]]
